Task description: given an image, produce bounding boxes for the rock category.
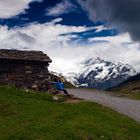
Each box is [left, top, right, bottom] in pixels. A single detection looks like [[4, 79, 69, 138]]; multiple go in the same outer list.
[[32, 84, 38, 90], [53, 96, 59, 101], [25, 71, 32, 74], [38, 75, 45, 78], [34, 80, 39, 84], [25, 66, 31, 69]]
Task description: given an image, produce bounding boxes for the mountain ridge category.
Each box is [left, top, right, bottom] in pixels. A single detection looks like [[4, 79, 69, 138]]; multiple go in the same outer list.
[[64, 58, 136, 89]]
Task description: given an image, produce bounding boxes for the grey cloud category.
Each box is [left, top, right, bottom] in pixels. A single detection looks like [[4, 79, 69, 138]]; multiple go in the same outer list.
[[78, 0, 140, 41], [17, 32, 36, 44], [9, 31, 36, 44]]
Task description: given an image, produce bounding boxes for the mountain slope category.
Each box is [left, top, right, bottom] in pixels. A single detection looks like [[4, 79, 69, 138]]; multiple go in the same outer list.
[[114, 73, 140, 86], [108, 73, 140, 99]]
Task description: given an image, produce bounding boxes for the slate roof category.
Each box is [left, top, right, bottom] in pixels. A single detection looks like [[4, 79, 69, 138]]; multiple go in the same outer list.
[[0, 49, 52, 63]]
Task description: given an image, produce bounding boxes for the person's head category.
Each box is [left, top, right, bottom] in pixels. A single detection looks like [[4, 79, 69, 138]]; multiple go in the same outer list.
[[53, 78, 59, 82], [59, 80, 62, 83]]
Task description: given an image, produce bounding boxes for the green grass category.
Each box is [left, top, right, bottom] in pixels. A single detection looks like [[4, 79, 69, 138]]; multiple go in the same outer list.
[[109, 81, 140, 100], [110, 90, 140, 100], [0, 86, 140, 140]]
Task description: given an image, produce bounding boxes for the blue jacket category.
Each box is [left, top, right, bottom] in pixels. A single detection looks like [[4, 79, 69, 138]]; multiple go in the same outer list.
[[53, 82, 64, 90]]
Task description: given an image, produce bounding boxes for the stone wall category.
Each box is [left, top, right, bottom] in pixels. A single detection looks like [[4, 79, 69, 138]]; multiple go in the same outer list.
[[0, 62, 51, 91]]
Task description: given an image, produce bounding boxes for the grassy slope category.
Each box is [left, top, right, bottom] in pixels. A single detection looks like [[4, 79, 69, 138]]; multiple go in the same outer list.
[[0, 86, 140, 140], [109, 81, 140, 100], [108, 74, 140, 100]]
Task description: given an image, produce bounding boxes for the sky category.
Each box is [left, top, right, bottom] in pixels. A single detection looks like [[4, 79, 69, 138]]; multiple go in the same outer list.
[[0, 0, 140, 74]]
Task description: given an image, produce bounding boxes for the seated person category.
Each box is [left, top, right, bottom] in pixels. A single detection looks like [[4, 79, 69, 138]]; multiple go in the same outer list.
[[52, 78, 70, 97]]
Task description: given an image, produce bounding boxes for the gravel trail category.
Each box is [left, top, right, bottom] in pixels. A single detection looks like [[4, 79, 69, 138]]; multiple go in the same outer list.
[[68, 89, 140, 123]]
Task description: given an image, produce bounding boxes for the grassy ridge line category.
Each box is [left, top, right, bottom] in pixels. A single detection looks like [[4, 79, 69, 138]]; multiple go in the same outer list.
[[0, 86, 140, 140], [108, 73, 140, 100], [108, 81, 140, 100]]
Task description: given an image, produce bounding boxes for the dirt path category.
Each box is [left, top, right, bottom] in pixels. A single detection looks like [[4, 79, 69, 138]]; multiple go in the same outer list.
[[68, 89, 140, 123]]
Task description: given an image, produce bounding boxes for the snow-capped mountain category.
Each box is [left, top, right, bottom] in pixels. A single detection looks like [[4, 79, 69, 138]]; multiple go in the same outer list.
[[65, 58, 136, 89]]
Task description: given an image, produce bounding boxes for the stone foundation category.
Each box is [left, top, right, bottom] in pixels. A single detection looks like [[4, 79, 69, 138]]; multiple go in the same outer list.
[[0, 62, 51, 91]]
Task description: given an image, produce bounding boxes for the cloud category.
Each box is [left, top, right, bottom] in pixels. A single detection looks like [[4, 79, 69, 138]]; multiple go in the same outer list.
[[46, 18, 63, 25], [78, 0, 140, 42], [46, 0, 77, 17], [0, 0, 43, 19], [0, 18, 93, 72], [0, 18, 140, 74]]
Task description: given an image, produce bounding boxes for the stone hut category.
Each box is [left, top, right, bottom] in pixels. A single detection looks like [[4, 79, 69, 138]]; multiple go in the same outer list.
[[0, 49, 52, 91]]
